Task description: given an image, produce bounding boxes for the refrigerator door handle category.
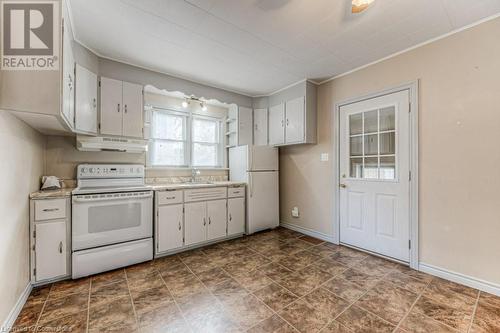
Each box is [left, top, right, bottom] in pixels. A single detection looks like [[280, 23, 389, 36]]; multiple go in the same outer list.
[[249, 174, 253, 198]]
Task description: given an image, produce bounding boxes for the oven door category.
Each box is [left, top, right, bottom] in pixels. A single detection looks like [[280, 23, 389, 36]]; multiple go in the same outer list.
[[72, 191, 153, 251]]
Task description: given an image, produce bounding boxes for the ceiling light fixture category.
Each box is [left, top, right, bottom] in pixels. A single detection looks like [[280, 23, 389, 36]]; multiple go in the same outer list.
[[201, 103, 207, 111], [181, 100, 189, 108], [352, 0, 375, 13]]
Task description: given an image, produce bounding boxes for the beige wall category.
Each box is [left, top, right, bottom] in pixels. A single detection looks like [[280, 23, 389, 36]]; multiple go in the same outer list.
[[280, 17, 500, 284], [0, 112, 45, 326]]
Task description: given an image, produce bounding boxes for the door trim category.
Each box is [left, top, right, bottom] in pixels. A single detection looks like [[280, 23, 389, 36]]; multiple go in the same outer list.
[[332, 81, 419, 269]]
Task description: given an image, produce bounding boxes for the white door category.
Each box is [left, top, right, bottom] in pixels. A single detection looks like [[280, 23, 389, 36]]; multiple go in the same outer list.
[[157, 204, 183, 252], [122, 82, 144, 138], [100, 77, 123, 136], [228, 197, 245, 236], [75, 64, 98, 134], [207, 200, 227, 240], [269, 103, 285, 145], [247, 171, 279, 234], [184, 202, 207, 246], [61, 18, 75, 129], [253, 108, 268, 146], [35, 220, 67, 281], [285, 96, 305, 144], [339, 90, 410, 262], [238, 107, 253, 146]]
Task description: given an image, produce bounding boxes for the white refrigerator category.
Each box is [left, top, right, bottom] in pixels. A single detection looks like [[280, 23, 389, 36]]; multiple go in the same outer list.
[[229, 145, 279, 234]]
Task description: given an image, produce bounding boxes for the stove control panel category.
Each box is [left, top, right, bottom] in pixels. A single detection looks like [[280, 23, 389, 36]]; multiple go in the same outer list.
[[77, 164, 145, 179]]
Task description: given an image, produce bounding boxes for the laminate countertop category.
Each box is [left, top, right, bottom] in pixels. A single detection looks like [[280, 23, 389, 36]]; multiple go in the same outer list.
[[29, 188, 75, 199], [148, 181, 246, 191]]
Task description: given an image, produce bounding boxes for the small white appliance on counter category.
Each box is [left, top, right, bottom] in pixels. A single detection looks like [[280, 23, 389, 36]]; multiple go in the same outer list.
[[71, 164, 153, 279], [229, 145, 279, 234]]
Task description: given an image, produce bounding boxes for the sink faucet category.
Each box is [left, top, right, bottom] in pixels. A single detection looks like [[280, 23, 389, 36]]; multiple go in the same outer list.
[[191, 168, 201, 183]]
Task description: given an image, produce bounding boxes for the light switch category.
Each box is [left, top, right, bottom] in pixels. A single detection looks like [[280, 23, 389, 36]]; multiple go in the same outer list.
[[320, 153, 329, 162]]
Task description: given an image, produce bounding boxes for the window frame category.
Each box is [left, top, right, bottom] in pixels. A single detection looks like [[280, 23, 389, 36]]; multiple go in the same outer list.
[[147, 107, 224, 169]]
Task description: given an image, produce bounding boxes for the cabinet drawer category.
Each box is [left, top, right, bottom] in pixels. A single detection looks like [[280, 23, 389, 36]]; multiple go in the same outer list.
[[184, 187, 227, 202], [34, 199, 67, 221], [157, 190, 183, 205], [228, 186, 245, 198]]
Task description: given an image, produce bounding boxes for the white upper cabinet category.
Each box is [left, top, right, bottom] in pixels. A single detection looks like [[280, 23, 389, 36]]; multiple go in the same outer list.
[[75, 64, 98, 134], [61, 16, 75, 129], [238, 107, 253, 146], [253, 108, 268, 146], [100, 77, 143, 138], [267, 81, 317, 146], [269, 103, 285, 146]]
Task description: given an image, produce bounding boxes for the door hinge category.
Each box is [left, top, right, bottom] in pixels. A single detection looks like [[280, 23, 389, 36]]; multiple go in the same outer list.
[[32, 244, 35, 251], [33, 268, 36, 276], [33, 230, 36, 238], [408, 171, 412, 181], [409, 240, 411, 249]]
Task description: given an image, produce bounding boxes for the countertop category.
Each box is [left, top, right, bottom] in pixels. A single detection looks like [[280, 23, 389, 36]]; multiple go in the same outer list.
[[148, 181, 246, 191], [30, 188, 75, 199]]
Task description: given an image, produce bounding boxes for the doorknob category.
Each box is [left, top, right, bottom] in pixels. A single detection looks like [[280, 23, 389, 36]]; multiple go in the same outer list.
[[339, 183, 347, 188]]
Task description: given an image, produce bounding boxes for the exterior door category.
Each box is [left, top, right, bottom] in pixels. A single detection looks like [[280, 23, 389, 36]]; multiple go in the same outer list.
[[184, 202, 206, 246], [228, 197, 245, 236], [35, 220, 67, 281], [253, 108, 268, 146], [207, 200, 227, 240], [339, 90, 410, 262], [269, 103, 285, 145], [285, 96, 305, 144], [100, 77, 123, 136], [157, 204, 183, 252], [122, 82, 144, 138]]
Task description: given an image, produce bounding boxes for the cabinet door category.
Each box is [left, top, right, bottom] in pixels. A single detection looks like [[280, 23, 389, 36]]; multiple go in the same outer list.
[[35, 220, 67, 281], [100, 77, 123, 136], [61, 18, 74, 129], [122, 82, 144, 138], [228, 197, 245, 236], [269, 103, 285, 145], [207, 200, 227, 240], [285, 96, 305, 144], [238, 107, 253, 146], [253, 108, 268, 146], [184, 202, 207, 246], [157, 204, 183, 253], [75, 64, 98, 134]]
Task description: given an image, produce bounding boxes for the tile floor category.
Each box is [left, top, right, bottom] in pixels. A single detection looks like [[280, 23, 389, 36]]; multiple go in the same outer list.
[[11, 228, 500, 332]]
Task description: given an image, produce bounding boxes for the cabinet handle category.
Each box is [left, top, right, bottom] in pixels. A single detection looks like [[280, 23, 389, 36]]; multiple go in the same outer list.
[[166, 196, 175, 200], [124, 104, 128, 113], [280, 119, 284, 127], [208, 217, 211, 225], [229, 214, 232, 222], [178, 221, 181, 231], [43, 208, 59, 212], [92, 98, 97, 109], [286, 119, 289, 126], [117, 103, 120, 113], [58, 241, 63, 254], [203, 217, 206, 226]]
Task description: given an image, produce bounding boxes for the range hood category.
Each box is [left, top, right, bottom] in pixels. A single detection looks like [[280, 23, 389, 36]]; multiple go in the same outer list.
[[76, 135, 148, 153]]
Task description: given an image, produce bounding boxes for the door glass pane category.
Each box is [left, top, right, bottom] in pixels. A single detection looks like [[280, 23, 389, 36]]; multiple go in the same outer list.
[[89, 203, 141, 233], [380, 107, 395, 131], [380, 156, 396, 180], [350, 158, 363, 178], [350, 136, 362, 156], [364, 157, 378, 179], [349, 113, 362, 135], [364, 110, 378, 133], [380, 132, 395, 155], [364, 134, 378, 155]]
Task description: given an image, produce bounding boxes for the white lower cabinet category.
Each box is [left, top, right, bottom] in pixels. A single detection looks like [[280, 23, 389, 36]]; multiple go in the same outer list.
[[207, 200, 227, 240], [184, 201, 208, 246], [228, 197, 245, 236], [157, 204, 183, 252]]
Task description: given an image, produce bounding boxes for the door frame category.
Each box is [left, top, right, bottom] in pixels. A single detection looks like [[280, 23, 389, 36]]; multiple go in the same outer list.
[[332, 81, 419, 269]]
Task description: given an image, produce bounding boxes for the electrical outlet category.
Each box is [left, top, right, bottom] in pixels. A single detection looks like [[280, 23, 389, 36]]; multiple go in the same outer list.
[[291, 206, 299, 218]]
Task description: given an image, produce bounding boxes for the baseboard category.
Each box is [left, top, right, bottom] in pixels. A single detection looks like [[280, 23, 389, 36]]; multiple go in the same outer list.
[[1, 282, 32, 332], [419, 263, 500, 296], [280, 221, 336, 243]]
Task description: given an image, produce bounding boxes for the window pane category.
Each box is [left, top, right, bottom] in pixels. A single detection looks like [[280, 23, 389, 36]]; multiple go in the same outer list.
[[380, 107, 395, 131], [151, 141, 185, 166], [350, 136, 362, 156], [153, 113, 184, 140], [193, 118, 218, 143], [350, 158, 363, 178], [364, 157, 378, 179], [193, 143, 217, 167], [364, 134, 378, 155], [364, 110, 378, 133], [380, 156, 396, 180], [380, 132, 395, 155], [349, 113, 362, 135]]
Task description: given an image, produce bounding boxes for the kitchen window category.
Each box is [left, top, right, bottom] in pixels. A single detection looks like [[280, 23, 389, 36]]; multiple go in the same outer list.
[[149, 109, 223, 168]]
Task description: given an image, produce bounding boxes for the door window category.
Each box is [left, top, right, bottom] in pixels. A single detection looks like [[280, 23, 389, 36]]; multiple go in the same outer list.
[[349, 106, 396, 180]]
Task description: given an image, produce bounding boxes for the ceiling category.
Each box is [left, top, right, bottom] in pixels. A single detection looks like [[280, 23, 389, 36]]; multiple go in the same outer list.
[[69, 0, 500, 96]]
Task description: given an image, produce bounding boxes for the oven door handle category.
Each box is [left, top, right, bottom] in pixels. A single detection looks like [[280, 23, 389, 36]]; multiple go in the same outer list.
[[72, 192, 153, 203]]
